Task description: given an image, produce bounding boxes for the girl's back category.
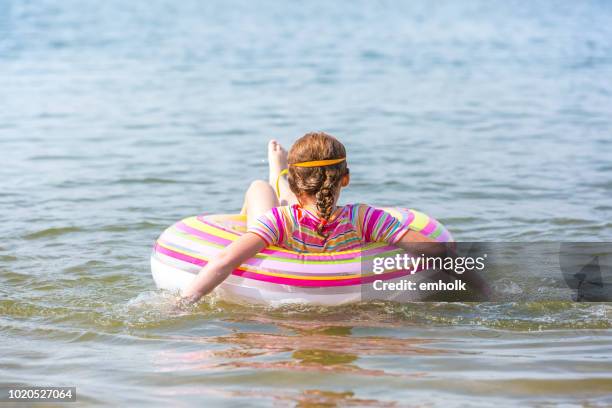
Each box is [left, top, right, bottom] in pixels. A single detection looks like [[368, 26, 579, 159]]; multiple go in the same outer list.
[[249, 203, 410, 253]]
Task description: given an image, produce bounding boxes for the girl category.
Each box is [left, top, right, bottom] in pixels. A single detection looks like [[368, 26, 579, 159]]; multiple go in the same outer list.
[[181, 132, 446, 303]]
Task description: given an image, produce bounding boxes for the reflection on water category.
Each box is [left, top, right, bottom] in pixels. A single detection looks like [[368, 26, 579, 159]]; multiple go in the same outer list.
[[139, 302, 611, 406], [157, 323, 443, 376], [155, 387, 399, 407]]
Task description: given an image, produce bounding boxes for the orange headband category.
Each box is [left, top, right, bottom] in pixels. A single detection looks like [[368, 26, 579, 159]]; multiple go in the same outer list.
[[290, 158, 346, 168], [276, 157, 347, 198]]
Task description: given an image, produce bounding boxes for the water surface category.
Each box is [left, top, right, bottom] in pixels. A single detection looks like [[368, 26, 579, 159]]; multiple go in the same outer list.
[[1, 0, 611, 406]]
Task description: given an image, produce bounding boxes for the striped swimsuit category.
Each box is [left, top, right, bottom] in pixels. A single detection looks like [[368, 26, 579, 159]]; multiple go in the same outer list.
[[247, 204, 410, 253]]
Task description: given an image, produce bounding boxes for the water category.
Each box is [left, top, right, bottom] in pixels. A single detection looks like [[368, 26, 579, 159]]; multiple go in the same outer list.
[[1, 0, 611, 406]]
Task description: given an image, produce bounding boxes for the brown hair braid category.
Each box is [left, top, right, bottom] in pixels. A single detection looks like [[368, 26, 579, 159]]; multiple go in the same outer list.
[[287, 132, 348, 237]]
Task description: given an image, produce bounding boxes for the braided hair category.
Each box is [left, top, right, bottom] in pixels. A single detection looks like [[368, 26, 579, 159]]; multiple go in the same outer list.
[[287, 132, 348, 237]]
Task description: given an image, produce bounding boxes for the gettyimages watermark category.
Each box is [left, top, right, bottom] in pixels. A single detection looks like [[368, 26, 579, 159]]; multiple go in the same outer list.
[[360, 242, 612, 302], [372, 252, 487, 275]]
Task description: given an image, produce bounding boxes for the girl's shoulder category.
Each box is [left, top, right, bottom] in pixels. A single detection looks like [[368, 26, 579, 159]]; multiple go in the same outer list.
[[343, 203, 374, 214], [342, 203, 401, 225], [344, 203, 374, 208], [337, 203, 371, 225], [272, 204, 379, 226]]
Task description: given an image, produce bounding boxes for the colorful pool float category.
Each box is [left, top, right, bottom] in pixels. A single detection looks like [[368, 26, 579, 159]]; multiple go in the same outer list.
[[151, 208, 453, 306]]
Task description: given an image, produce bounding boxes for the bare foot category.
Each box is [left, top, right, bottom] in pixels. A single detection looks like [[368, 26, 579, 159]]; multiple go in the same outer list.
[[267, 139, 288, 186]]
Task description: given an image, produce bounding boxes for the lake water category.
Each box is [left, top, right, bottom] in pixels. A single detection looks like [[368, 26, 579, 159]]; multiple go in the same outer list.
[[1, 0, 611, 406]]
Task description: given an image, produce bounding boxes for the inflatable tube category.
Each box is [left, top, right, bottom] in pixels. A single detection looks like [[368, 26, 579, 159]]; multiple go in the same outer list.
[[151, 208, 453, 306]]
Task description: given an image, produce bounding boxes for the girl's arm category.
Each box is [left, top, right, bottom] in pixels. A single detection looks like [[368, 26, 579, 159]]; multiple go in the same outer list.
[[395, 229, 448, 256], [395, 230, 491, 299], [181, 232, 267, 303]]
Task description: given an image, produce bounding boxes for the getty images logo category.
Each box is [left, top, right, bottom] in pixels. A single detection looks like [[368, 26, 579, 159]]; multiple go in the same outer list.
[[559, 243, 611, 302]]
